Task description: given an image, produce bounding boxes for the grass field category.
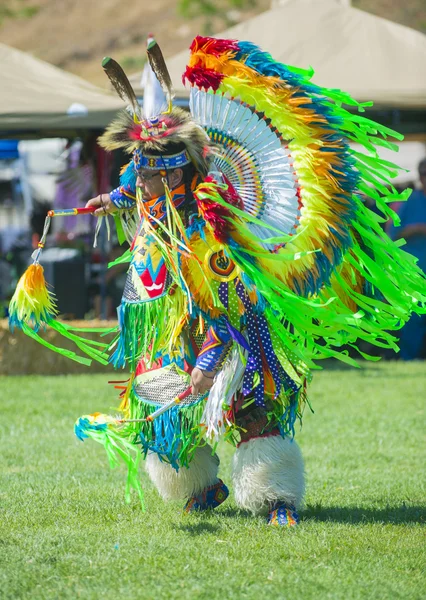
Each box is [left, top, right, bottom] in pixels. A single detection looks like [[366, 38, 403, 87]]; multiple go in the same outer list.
[[1, 362, 425, 600]]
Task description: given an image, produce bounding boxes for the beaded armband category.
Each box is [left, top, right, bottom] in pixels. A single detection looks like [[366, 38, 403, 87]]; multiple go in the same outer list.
[[110, 185, 136, 210], [195, 321, 232, 372]]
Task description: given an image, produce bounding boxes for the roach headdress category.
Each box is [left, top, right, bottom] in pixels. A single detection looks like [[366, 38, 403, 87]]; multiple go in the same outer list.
[[99, 40, 215, 177]]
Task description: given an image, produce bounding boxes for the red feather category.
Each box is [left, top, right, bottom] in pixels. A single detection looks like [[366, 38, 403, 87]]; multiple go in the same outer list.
[[182, 65, 224, 91], [194, 176, 243, 243], [189, 36, 239, 57]]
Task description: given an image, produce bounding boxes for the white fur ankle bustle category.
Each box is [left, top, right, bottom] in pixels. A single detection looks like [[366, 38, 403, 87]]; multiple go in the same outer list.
[[145, 444, 220, 501], [232, 435, 305, 515]]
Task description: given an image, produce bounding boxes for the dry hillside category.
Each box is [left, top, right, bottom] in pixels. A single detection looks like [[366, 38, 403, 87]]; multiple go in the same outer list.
[[0, 0, 425, 87], [0, 0, 271, 86]]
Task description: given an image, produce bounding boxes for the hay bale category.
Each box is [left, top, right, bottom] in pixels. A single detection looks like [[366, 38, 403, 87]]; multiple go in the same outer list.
[[0, 319, 117, 375]]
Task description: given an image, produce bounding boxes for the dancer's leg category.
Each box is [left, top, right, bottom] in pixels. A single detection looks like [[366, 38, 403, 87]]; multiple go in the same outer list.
[[232, 434, 305, 520], [146, 444, 220, 501]]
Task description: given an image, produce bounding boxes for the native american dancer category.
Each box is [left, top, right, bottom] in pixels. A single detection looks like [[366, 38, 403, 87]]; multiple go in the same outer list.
[[10, 37, 426, 526]]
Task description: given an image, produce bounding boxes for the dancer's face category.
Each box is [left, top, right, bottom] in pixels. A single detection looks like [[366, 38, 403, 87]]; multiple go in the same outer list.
[[135, 168, 183, 200]]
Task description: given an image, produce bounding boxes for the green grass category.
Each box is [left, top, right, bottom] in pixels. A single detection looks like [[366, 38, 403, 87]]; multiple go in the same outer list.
[[1, 361, 425, 600]]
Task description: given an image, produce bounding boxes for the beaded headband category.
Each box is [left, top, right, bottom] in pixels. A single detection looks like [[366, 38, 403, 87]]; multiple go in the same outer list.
[[133, 148, 192, 171]]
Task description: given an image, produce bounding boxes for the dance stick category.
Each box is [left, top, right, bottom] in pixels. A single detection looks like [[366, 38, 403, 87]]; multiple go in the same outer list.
[[119, 387, 194, 424], [48, 207, 97, 217]]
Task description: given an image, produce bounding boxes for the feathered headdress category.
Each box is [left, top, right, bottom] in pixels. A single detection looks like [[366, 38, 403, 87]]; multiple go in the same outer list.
[[98, 107, 214, 177], [99, 40, 215, 177]]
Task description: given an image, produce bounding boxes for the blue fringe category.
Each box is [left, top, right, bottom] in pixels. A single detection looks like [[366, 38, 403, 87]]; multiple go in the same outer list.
[[74, 417, 107, 441], [9, 310, 55, 333], [138, 400, 204, 470], [119, 160, 136, 189]]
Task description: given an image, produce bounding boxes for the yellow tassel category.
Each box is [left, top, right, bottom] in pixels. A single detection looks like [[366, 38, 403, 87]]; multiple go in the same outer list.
[[9, 263, 57, 330], [119, 373, 135, 417]]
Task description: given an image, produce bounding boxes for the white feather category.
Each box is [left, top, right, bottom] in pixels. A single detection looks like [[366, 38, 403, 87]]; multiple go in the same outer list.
[[202, 346, 245, 442]]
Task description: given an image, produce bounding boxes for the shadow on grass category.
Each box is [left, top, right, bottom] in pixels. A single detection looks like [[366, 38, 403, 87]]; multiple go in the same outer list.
[[175, 504, 425, 532], [217, 506, 254, 519], [303, 504, 425, 525], [174, 522, 221, 535], [174, 507, 254, 535]]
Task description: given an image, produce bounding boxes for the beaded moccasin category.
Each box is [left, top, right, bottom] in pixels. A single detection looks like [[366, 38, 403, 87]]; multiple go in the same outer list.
[[184, 479, 229, 513]]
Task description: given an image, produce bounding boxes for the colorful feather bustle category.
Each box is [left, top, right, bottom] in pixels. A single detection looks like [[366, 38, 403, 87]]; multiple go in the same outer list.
[[183, 36, 426, 363]]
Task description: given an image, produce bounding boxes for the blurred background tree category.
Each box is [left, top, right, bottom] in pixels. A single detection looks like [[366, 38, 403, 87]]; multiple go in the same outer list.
[[178, 0, 258, 35]]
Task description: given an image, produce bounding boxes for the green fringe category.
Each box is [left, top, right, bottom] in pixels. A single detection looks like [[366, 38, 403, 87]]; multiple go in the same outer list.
[[76, 419, 144, 509], [20, 320, 110, 367], [111, 294, 177, 370]]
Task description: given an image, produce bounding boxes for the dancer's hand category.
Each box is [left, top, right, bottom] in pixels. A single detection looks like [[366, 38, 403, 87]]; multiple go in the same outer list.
[[191, 367, 216, 396], [85, 194, 118, 217]]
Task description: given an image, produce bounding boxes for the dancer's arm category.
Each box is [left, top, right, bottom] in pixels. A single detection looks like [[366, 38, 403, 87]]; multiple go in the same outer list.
[[191, 322, 232, 395], [85, 184, 137, 216], [86, 160, 137, 216], [85, 193, 118, 216]]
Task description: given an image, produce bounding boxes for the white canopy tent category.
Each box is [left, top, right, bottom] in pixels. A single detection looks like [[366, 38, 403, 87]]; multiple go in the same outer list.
[[129, 0, 426, 109], [0, 43, 125, 133]]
